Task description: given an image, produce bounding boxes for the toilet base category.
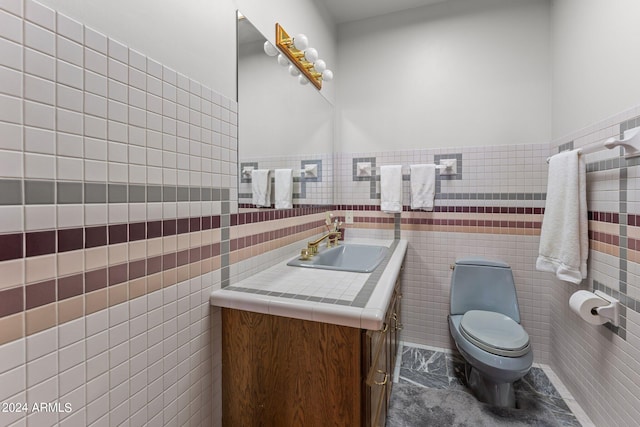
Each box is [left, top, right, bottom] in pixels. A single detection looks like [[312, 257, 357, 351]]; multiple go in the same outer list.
[[466, 364, 516, 408]]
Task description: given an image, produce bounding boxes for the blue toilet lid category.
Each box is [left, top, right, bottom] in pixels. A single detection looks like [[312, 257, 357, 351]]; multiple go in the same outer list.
[[460, 310, 530, 357]]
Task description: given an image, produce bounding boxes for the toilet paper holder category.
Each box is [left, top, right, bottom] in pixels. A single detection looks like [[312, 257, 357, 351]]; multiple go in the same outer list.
[[592, 290, 620, 327]]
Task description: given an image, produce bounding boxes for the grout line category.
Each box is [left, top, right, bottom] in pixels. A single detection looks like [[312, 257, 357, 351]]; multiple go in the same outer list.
[[539, 364, 596, 427]]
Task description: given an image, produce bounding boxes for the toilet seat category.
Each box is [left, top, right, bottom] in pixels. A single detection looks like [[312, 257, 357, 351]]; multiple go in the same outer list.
[[460, 310, 530, 358]]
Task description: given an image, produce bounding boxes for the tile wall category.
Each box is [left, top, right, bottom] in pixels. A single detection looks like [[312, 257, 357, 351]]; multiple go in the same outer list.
[[238, 153, 333, 207], [0, 1, 237, 425], [334, 145, 554, 363], [549, 105, 640, 426]]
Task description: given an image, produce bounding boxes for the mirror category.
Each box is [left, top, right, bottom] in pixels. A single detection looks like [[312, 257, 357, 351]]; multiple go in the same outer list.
[[237, 12, 334, 211]]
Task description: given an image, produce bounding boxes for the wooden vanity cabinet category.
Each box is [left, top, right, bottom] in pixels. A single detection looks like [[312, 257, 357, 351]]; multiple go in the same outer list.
[[221, 274, 403, 427]]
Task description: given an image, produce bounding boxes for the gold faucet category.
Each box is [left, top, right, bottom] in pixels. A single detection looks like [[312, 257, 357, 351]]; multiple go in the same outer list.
[[299, 231, 341, 260]]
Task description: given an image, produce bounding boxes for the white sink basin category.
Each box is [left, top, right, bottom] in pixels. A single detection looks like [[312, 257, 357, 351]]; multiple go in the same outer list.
[[287, 243, 388, 273]]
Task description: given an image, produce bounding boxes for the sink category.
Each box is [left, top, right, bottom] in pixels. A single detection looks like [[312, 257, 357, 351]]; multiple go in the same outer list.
[[287, 243, 389, 273]]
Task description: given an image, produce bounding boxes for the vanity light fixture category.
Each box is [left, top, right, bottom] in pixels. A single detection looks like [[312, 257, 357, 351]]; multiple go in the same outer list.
[[262, 23, 333, 90]]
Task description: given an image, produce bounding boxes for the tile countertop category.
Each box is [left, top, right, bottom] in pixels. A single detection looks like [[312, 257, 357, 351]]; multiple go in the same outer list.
[[209, 238, 408, 330]]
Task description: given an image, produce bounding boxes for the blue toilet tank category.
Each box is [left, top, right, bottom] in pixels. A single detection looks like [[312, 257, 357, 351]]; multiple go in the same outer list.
[[449, 258, 521, 322]]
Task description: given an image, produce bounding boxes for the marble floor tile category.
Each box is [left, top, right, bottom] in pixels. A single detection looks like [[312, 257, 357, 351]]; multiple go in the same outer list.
[[391, 345, 582, 426]]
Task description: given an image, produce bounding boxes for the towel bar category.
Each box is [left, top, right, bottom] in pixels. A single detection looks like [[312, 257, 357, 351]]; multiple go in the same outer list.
[[547, 126, 640, 163]]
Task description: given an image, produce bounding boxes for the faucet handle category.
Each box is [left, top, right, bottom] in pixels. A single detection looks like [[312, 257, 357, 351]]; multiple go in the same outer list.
[[300, 248, 312, 260]]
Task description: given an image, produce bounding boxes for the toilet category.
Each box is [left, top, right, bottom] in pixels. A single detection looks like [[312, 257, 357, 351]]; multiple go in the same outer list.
[[448, 258, 533, 408]]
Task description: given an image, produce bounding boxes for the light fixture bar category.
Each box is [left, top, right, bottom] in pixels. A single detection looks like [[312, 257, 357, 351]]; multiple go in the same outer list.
[[275, 23, 322, 90]]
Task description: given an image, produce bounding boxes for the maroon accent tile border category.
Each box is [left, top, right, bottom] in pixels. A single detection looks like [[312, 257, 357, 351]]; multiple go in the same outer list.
[[627, 214, 640, 226], [0, 286, 23, 317], [25, 280, 56, 310], [129, 222, 146, 241], [109, 224, 128, 245], [233, 206, 332, 226], [400, 218, 542, 229], [589, 211, 620, 224], [147, 256, 162, 274], [58, 274, 84, 300], [85, 268, 107, 293], [230, 220, 325, 252], [108, 264, 128, 286], [129, 260, 146, 280], [0, 215, 224, 261], [590, 231, 620, 246], [331, 205, 546, 215], [147, 221, 162, 238], [85, 226, 107, 248], [26, 231, 56, 257], [58, 228, 84, 253], [0, 233, 23, 261]]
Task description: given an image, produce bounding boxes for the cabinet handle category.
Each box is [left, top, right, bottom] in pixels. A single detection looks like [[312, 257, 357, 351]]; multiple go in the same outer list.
[[381, 322, 388, 333], [392, 313, 403, 331], [373, 369, 389, 386]]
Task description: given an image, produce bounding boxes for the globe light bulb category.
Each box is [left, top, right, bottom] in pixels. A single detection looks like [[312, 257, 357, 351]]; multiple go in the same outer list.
[[293, 34, 309, 50], [322, 69, 333, 82], [314, 59, 326, 73], [277, 54, 289, 67], [298, 75, 309, 85], [263, 41, 278, 57], [304, 48, 318, 63], [288, 64, 300, 76]]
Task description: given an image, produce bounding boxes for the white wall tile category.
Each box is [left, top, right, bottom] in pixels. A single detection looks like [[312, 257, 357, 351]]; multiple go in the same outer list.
[[0, 339, 25, 374], [0, 65, 22, 97], [26, 328, 56, 361], [0, 206, 23, 232], [84, 70, 106, 96], [0, 93, 22, 124], [128, 48, 145, 72], [24, 0, 54, 30], [84, 159, 107, 182], [24, 126, 54, 155], [108, 162, 127, 182], [108, 79, 127, 103], [26, 351, 57, 387], [84, 204, 107, 226], [0, 365, 25, 402], [57, 59, 82, 89], [57, 205, 83, 228], [84, 26, 106, 54], [57, 84, 82, 112], [24, 74, 53, 105], [0, 8, 23, 43], [24, 21, 54, 55], [56, 12, 82, 43], [57, 156, 83, 180], [24, 152, 54, 178], [24, 100, 54, 129]]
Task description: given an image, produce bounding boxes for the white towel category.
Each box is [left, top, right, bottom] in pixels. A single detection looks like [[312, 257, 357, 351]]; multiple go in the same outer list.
[[410, 164, 436, 211], [380, 165, 403, 213], [536, 149, 588, 284], [274, 168, 293, 209], [251, 169, 272, 207]]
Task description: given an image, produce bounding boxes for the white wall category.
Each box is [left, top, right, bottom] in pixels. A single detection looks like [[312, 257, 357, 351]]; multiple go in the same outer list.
[[37, 0, 237, 99], [36, 0, 338, 103], [336, 0, 551, 153], [238, 0, 337, 103], [551, 0, 640, 140], [238, 39, 333, 157]]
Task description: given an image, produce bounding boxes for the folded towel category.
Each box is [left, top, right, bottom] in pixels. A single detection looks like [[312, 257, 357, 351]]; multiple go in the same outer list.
[[275, 169, 293, 209], [410, 164, 436, 211], [251, 169, 272, 207], [380, 165, 403, 213], [536, 149, 588, 284]]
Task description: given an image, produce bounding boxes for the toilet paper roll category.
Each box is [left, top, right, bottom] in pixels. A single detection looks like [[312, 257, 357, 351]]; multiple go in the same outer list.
[[569, 290, 608, 325]]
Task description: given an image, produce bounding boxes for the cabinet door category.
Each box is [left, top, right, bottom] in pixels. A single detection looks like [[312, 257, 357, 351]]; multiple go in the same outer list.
[[366, 323, 389, 427]]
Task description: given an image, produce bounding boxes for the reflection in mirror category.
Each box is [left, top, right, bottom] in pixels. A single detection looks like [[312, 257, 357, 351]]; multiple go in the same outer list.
[[237, 12, 334, 212]]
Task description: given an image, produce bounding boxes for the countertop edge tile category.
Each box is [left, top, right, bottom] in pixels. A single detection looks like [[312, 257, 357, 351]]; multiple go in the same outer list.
[[210, 238, 408, 330]]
